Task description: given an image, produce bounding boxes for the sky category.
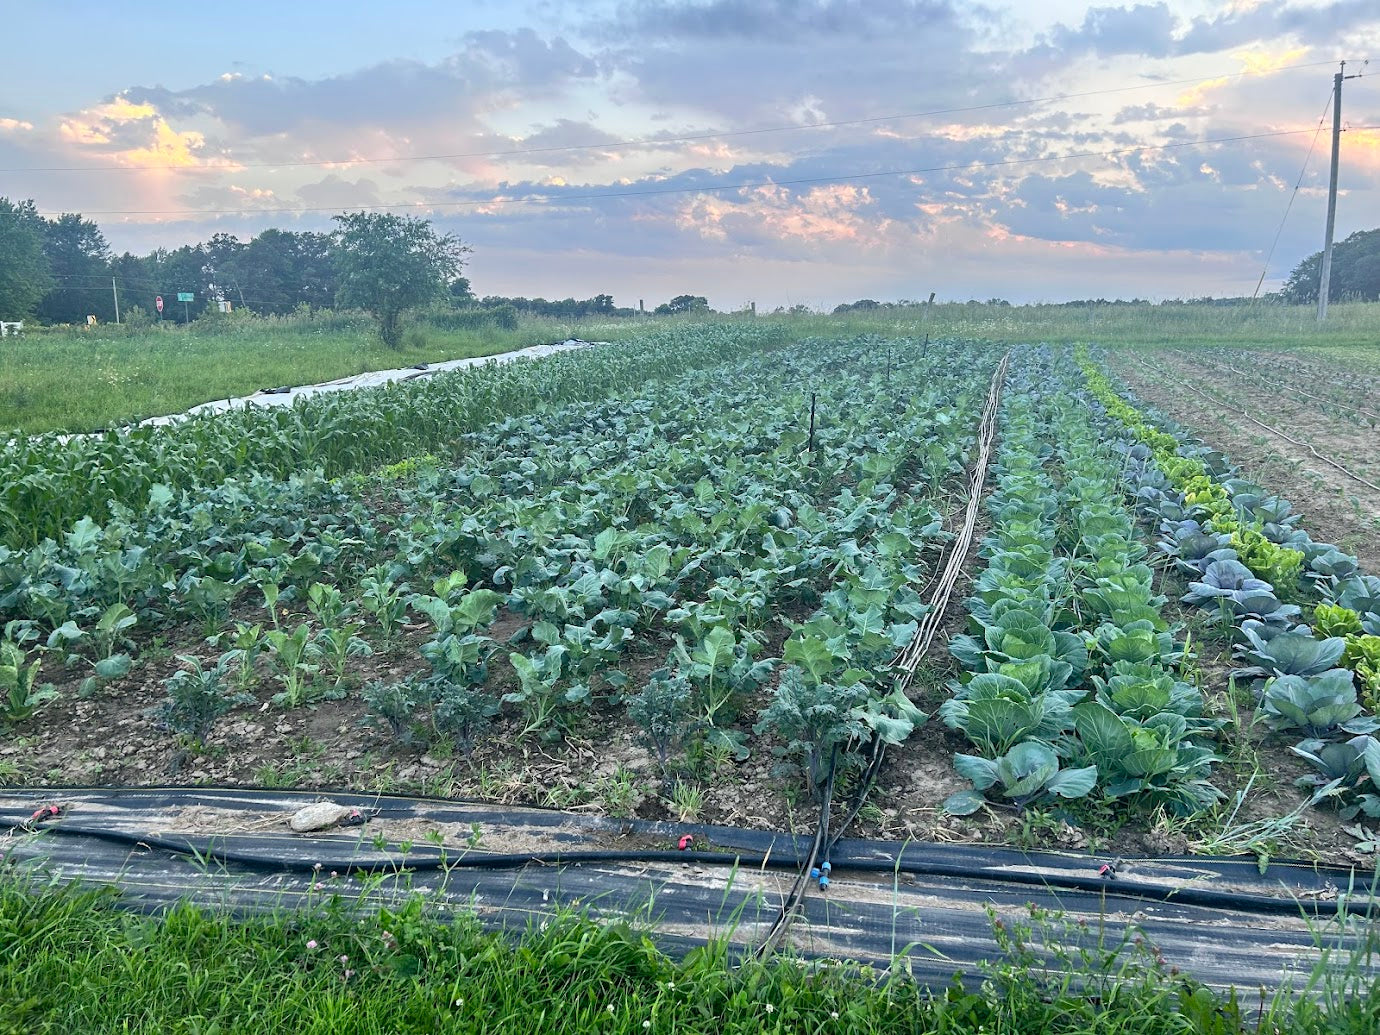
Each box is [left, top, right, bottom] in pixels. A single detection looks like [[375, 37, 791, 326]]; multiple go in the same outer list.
[[1, 0, 1378, 309]]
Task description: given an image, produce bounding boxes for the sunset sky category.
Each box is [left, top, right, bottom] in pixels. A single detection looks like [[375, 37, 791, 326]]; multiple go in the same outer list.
[[2, 0, 1377, 308]]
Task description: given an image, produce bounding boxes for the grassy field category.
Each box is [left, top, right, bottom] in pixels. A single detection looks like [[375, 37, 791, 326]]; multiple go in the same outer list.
[[2, 878, 1375, 1035], [4, 301, 1378, 437], [814, 300, 1380, 354], [0, 310, 635, 436]]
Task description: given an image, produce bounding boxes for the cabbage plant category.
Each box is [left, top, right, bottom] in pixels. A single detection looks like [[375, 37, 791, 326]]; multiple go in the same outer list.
[[943, 741, 1097, 815], [1261, 670, 1379, 739]]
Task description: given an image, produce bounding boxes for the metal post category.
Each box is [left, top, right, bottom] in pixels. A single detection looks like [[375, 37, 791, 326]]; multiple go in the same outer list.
[[1318, 63, 1345, 323], [808, 392, 817, 454], [112, 277, 120, 324]]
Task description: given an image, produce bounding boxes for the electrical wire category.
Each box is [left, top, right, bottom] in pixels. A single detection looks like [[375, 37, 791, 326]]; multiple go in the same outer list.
[[1250, 89, 1335, 301], [4, 58, 1343, 176]]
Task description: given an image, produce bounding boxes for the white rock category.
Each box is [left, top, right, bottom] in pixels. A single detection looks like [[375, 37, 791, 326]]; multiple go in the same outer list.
[[288, 801, 356, 833]]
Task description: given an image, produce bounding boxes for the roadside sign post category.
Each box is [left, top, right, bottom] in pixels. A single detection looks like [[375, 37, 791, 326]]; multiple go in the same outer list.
[[177, 292, 193, 324], [155, 295, 163, 323]]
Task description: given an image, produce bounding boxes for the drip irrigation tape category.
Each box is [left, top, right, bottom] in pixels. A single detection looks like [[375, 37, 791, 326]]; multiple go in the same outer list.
[[1197, 357, 1380, 424]]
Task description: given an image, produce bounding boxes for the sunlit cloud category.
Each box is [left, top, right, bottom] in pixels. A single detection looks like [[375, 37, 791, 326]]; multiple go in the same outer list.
[[1177, 47, 1311, 104]]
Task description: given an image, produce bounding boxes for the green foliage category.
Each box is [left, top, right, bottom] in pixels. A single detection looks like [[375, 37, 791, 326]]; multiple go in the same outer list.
[[156, 654, 251, 742], [1283, 227, 1380, 304], [1261, 670, 1377, 739], [0, 632, 56, 724], [332, 211, 469, 347], [430, 678, 499, 755], [0, 197, 52, 320], [1315, 604, 1365, 639], [756, 665, 871, 797], [626, 669, 696, 771], [363, 676, 424, 741], [945, 741, 1097, 815]]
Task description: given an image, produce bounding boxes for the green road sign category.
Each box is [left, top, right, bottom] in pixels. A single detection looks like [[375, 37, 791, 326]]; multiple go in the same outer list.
[[177, 292, 194, 302]]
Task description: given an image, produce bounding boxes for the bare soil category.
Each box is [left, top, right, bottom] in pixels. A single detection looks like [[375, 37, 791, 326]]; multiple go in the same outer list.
[[1109, 351, 1380, 572]]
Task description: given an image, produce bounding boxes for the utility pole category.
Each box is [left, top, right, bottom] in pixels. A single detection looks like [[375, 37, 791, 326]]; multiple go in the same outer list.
[[1318, 61, 1362, 323], [112, 277, 121, 324]]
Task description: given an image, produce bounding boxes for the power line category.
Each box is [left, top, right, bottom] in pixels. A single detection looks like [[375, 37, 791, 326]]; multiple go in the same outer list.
[[41, 126, 1325, 218], [1250, 89, 1335, 300], [3, 58, 1342, 175]]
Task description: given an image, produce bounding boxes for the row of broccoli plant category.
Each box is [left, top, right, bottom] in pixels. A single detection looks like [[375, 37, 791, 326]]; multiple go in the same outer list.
[[941, 347, 1221, 820], [348, 336, 990, 764], [0, 337, 991, 748], [1078, 348, 1380, 829], [0, 323, 796, 725]]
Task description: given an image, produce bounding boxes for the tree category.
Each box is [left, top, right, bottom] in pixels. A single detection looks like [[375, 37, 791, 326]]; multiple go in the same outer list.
[[448, 276, 475, 306], [653, 294, 709, 315], [36, 212, 113, 324], [146, 245, 213, 323], [332, 212, 469, 346], [239, 229, 336, 314], [1282, 228, 1380, 304], [0, 197, 53, 321]]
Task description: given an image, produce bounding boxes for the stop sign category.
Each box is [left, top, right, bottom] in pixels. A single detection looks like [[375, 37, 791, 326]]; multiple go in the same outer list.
[[155, 295, 164, 312]]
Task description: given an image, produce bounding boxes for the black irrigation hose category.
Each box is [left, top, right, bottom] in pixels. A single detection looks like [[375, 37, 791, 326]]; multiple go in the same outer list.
[[751, 749, 838, 958], [14, 819, 1378, 920], [828, 354, 1009, 853]]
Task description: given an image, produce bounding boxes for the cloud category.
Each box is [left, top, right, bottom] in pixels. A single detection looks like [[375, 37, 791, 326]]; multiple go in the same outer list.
[[611, 0, 967, 42], [0, 117, 34, 133], [1030, 0, 1380, 63], [118, 29, 597, 141]]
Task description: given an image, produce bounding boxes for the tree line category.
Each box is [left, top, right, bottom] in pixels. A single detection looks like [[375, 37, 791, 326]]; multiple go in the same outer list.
[[0, 197, 720, 345]]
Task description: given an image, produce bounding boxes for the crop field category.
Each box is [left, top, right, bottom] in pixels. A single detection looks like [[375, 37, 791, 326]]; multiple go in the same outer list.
[[3, 323, 1380, 867]]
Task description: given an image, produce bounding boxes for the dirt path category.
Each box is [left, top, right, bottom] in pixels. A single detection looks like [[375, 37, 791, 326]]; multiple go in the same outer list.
[[1109, 351, 1380, 573]]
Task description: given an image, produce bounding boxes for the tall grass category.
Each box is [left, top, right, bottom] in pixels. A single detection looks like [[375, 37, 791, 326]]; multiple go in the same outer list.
[[0, 308, 634, 435], [770, 300, 1380, 352]]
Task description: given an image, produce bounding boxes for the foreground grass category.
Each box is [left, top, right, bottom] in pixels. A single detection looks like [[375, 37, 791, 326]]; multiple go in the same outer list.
[[1, 879, 1377, 1035]]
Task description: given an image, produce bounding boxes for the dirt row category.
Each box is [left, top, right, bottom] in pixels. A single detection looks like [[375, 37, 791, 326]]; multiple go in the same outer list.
[[1109, 350, 1380, 574]]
